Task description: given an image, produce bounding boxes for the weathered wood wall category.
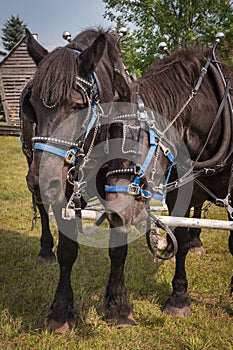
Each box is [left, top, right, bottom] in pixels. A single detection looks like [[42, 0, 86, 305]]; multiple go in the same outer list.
[[0, 36, 37, 126]]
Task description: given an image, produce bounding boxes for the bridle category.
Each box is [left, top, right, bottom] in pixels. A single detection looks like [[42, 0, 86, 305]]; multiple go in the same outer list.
[[32, 65, 101, 167], [105, 105, 176, 202]]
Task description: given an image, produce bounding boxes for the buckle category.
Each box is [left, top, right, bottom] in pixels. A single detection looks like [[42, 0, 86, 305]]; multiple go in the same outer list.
[[160, 143, 170, 155], [65, 148, 77, 165], [128, 183, 140, 196]]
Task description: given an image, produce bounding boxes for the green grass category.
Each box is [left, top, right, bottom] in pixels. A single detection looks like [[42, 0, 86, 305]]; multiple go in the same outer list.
[[0, 136, 232, 350]]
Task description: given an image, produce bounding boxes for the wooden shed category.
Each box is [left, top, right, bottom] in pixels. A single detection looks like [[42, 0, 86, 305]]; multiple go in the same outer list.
[[0, 34, 41, 126]]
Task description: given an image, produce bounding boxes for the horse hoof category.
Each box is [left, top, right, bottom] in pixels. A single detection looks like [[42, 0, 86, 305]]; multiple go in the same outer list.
[[164, 305, 191, 317], [37, 254, 56, 263], [46, 319, 73, 334], [190, 246, 205, 254], [108, 313, 137, 328]]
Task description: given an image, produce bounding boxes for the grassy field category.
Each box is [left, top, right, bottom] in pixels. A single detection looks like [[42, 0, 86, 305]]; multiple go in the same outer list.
[[0, 136, 232, 350]]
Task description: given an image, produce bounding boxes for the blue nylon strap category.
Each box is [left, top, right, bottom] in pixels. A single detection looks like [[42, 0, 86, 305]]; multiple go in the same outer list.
[[34, 143, 67, 157], [153, 192, 165, 201], [129, 129, 157, 188], [105, 185, 165, 201], [71, 49, 82, 54], [105, 185, 134, 193], [164, 149, 174, 163], [85, 103, 98, 138], [34, 143, 77, 165], [105, 185, 151, 198], [141, 129, 158, 172]]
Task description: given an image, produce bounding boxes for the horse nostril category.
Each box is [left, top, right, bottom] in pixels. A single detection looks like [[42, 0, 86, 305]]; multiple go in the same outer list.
[[49, 180, 61, 192], [38, 178, 63, 204], [46, 179, 61, 198], [108, 212, 124, 228]]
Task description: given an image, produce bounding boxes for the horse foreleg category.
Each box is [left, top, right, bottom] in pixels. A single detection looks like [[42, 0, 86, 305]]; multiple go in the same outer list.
[[229, 231, 233, 295], [189, 204, 205, 254], [37, 203, 56, 263], [228, 209, 233, 295], [47, 218, 78, 334], [164, 226, 191, 317], [105, 228, 136, 327]]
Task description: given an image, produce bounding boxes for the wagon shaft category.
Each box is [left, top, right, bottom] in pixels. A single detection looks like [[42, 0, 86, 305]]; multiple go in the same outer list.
[[156, 215, 233, 230]]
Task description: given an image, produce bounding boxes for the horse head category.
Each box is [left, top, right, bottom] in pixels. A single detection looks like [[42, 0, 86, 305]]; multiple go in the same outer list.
[[104, 93, 176, 233], [22, 29, 129, 207]]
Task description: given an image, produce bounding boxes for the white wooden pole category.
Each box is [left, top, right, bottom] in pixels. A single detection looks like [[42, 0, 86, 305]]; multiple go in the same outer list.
[[81, 209, 232, 231], [156, 216, 232, 230]]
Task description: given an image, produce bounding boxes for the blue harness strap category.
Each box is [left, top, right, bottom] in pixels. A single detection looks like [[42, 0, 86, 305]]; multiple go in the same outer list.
[[105, 185, 151, 199], [34, 143, 78, 165], [84, 103, 98, 138], [71, 48, 82, 54]]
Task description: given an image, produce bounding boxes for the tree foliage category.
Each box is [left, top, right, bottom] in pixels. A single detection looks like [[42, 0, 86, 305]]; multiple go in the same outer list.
[[103, 0, 233, 75], [1, 14, 27, 52]]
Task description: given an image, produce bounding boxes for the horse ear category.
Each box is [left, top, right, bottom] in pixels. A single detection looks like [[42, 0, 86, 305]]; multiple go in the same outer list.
[[26, 28, 48, 65], [114, 70, 131, 102], [79, 34, 106, 75]]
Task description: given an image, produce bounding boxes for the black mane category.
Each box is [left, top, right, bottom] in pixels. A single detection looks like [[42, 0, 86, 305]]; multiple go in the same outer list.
[[32, 28, 123, 105], [136, 46, 214, 119]]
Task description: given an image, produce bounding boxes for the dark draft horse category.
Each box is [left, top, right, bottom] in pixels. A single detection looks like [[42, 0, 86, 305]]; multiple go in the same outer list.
[[20, 28, 132, 332], [105, 44, 233, 317], [20, 29, 129, 264]]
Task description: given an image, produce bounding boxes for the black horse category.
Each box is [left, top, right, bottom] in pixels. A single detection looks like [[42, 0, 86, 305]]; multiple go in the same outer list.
[[20, 28, 132, 332], [105, 44, 233, 317]]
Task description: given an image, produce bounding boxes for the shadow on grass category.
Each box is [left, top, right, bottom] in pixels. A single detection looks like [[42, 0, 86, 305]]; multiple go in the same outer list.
[[190, 295, 233, 317], [0, 228, 174, 332], [0, 229, 59, 330]]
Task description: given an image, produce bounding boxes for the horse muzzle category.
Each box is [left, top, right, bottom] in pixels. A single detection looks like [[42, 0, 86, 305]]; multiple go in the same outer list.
[[105, 191, 147, 233]]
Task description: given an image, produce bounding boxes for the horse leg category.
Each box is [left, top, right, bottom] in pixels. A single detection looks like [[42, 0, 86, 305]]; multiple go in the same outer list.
[[189, 204, 205, 254], [105, 228, 136, 327], [228, 230, 233, 295], [227, 208, 233, 294], [47, 218, 78, 334], [37, 203, 56, 263], [164, 225, 191, 317]]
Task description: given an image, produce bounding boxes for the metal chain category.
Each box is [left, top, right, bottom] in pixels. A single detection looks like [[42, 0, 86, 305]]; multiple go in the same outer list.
[[121, 124, 140, 154], [32, 136, 81, 148]]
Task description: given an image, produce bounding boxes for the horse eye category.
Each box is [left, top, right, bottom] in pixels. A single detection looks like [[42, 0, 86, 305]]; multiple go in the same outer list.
[[72, 102, 86, 111], [71, 89, 87, 107]]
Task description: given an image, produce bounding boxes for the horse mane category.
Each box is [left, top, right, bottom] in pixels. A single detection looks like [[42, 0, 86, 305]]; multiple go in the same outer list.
[[33, 47, 78, 106], [32, 28, 122, 105], [136, 46, 214, 119]]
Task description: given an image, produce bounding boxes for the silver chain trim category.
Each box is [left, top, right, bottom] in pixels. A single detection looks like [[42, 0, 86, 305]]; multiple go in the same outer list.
[[32, 136, 81, 147]]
